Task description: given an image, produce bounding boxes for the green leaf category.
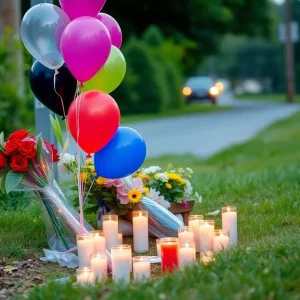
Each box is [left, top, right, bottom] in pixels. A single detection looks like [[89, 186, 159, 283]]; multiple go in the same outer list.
[[36, 137, 43, 163], [5, 171, 23, 194], [0, 132, 4, 147], [0, 176, 6, 194], [50, 115, 64, 148], [102, 192, 112, 197], [83, 205, 99, 214]]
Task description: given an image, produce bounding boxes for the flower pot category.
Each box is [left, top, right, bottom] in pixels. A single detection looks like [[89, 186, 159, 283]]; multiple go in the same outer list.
[[168, 200, 195, 226]]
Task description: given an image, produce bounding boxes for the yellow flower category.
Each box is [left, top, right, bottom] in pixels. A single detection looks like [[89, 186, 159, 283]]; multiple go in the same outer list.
[[88, 166, 95, 173], [137, 173, 149, 180], [80, 172, 87, 182], [96, 177, 106, 185], [154, 174, 158, 179], [143, 186, 150, 195], [85, 159, 92, 166], [167, 173, 185, 184], [166, 183, 172, 189], [128, 189, 142, 203]]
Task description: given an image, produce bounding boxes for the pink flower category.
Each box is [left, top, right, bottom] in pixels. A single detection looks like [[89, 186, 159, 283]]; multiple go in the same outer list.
[[131, 177, 144, 193]]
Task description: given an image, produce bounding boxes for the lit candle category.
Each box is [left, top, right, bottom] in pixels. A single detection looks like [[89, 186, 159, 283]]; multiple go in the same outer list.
[[103, 215, 119, 252], [118, 229, 123, 245], [188, 215, 204, 252], [160, 237, 179, 273], [92, 230, 106, 253], [76, 267, 95, 285], [213, 229, 230, 252], [111, 245, 131, 284], [122, 243, 133, 272], [156, 239, 161, 258], [133, 256, 151, 281], [222, 206, 237, 245], [132, 211, 148, 253], [178, 226, 194, 244], [199, 220, 214, 252], [77, 233, 94, 267], [200, 251, 215, 264], [179, 242, 196, 268], [90, 253, 107, 282]]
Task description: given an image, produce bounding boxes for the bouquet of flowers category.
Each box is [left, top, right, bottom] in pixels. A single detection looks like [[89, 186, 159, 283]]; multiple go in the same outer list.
[[0, 129, 93, 252]]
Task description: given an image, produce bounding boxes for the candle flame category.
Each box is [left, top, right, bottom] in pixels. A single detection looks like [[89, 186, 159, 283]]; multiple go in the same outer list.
[[205, 222, 208, 226], [185, 242, 189, 248], [139, 212, 142, 217], [227, 207, 230, 212], [140, 257, 144, 262]]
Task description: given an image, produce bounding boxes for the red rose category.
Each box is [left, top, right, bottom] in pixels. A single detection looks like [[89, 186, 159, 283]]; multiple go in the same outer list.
[[8, 129, 28, 141], [5, 138, 20, 156], [10, 154, 28, 173], [44, 141, 59, 163], [19, 141, 37, 159], [0, 152, 7, 169]]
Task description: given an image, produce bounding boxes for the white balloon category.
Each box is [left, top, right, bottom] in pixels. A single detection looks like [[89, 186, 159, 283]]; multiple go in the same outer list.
[[21, 3, 70, 70]]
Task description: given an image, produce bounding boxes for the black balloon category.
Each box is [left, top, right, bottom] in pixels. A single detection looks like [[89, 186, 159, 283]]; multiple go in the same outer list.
[[29, 61, 77, 117]]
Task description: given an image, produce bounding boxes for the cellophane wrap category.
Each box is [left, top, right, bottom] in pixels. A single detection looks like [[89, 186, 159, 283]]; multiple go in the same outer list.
[[122, 177, 184, 237], [11, 140, 112, 269]]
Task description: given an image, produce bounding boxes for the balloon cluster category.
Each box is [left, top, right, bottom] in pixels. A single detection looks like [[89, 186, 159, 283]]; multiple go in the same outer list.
[[21, 1, 146, 179]]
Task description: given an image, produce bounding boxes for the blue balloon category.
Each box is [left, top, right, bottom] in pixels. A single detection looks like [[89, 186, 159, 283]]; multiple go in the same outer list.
[[94, 127, 147, 179]]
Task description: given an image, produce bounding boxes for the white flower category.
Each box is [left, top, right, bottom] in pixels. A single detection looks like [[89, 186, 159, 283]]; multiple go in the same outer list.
[[59, 153, 76, 165], [194, 192, 203, 204], [141, 166, 161, 175], [186, 167, 193, 174], [156, 173, 169, 182], [184, 179, 193, 198], [148, 188, 171, 209]]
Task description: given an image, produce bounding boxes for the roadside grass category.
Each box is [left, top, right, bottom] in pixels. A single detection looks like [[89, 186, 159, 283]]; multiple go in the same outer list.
[[1, 112, 300, 299], [235, 93, 300, 103]]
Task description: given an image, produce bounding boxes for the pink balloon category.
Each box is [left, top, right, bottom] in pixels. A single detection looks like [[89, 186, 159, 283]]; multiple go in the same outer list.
[[59, 0, 106, 20], [60, 17, 111, 83], [97, 13, 122, 49]]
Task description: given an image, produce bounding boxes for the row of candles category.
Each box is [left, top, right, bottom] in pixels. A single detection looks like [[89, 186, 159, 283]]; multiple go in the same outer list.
[[76, 206, 237, 284]]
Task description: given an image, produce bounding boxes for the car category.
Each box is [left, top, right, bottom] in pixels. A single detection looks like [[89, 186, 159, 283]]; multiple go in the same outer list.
[[182, 76, 220, 104]]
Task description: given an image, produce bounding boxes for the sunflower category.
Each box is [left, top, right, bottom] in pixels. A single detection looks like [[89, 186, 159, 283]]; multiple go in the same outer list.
[[96, 177, 106, 185], [166, 183, 172, 189], [143, 186, 150, 195], [167, 173, 185, 184], [128, 189, 143, 203]]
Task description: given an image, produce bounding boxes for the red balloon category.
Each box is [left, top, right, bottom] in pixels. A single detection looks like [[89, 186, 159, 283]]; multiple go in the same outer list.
[[68, 90, 120, 155]]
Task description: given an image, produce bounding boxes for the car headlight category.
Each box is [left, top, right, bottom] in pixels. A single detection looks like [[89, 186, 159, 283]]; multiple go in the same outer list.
[[209, 86, 219, 96], [182, 87, 192, 96]]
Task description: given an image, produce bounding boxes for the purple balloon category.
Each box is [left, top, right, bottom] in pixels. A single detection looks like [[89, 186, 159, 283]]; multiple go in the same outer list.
[[59, 0, 106, 20], [97, 13, 122, 49], [60, 17, 111, 83]]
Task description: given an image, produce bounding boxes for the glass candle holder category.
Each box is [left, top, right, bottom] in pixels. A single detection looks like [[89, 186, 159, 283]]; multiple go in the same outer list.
[[118, 229, 123, 245], [156, 239, 161, 258], [133, 256, 151, 281], [103, 215, 118, 252], [160, 237, 179, 273], [178, 226, 194, 244], [111, 245, 131, 284], [200, 251, 215, 264], [221, 206, 237, 245], [76, 233, 93, 267], [121, 243, 132, 272], [199, 220, 215, 252], [132, 210, 149, 253], [213, 229, 230, 252], [90, 252, 107, 282], [188, 215, 204, 252], [91, 230, 106, 253], [76, 267, 95, 285], [179, 242, 196, 268]]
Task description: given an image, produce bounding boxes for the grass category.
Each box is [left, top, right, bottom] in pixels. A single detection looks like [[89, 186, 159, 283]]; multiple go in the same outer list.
[[2, 112, 300, 299], [236, 93, 300, 103], [121, 103, 229, 124]]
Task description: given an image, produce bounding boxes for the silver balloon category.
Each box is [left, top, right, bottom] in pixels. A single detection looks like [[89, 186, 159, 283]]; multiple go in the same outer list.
[[21, 3, 70, 70]]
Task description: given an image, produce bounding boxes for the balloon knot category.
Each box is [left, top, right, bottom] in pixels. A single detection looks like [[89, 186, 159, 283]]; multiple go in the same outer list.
[[86, 154, 92, 159], [79, 82, 84, 88], [55, 70, 59, 75], [62, 116, 66, 121]]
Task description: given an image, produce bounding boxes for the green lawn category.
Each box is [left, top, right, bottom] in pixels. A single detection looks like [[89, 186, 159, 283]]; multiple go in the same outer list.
[[2, 112, 300, 299], [121, 103, 229, 124], [236, 93, 300, 103]]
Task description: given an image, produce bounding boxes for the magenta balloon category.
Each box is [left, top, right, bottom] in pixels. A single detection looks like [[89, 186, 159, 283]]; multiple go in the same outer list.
[[59, 0, 106, 20], [97, 13, 122, 49], [60, 17, 111, 83]]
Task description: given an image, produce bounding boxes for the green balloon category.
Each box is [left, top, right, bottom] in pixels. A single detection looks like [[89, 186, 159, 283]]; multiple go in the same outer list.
[[84, 46, 126, 93]]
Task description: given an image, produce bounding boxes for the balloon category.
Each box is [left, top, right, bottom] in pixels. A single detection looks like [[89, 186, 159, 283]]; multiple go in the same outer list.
[[94, 127, 147, 179], [29, 61, 77, 117], [68, 91, 120, 155], [59, 0, 106, 21], [83, 46, 126, 94], [60, 17, 111, 83], [21, 3, 70, 70], [96, 13, 122, 49]]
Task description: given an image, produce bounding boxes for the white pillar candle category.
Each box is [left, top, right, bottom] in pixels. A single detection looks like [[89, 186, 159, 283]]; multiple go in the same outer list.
[[122, 243, 133, 272], [118, 229, 123, 245], [90, 253, 107, 282], [132, 211, 149, 253], [92, 231, 106, 253], [77, 233, 94, 268], [199, 220, 214, 252], [178, 226, 194, 244], [179, 242, 196, 268], [213, 230, 230, 252], [222, 206, 237, 245], [156, 239, 161, 258], [111, 245, 131, 284], [76, 267, 95, 285], [133, 256, 151, 281], [188, 215, 204, 252], [103, 215, 119, 252]]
